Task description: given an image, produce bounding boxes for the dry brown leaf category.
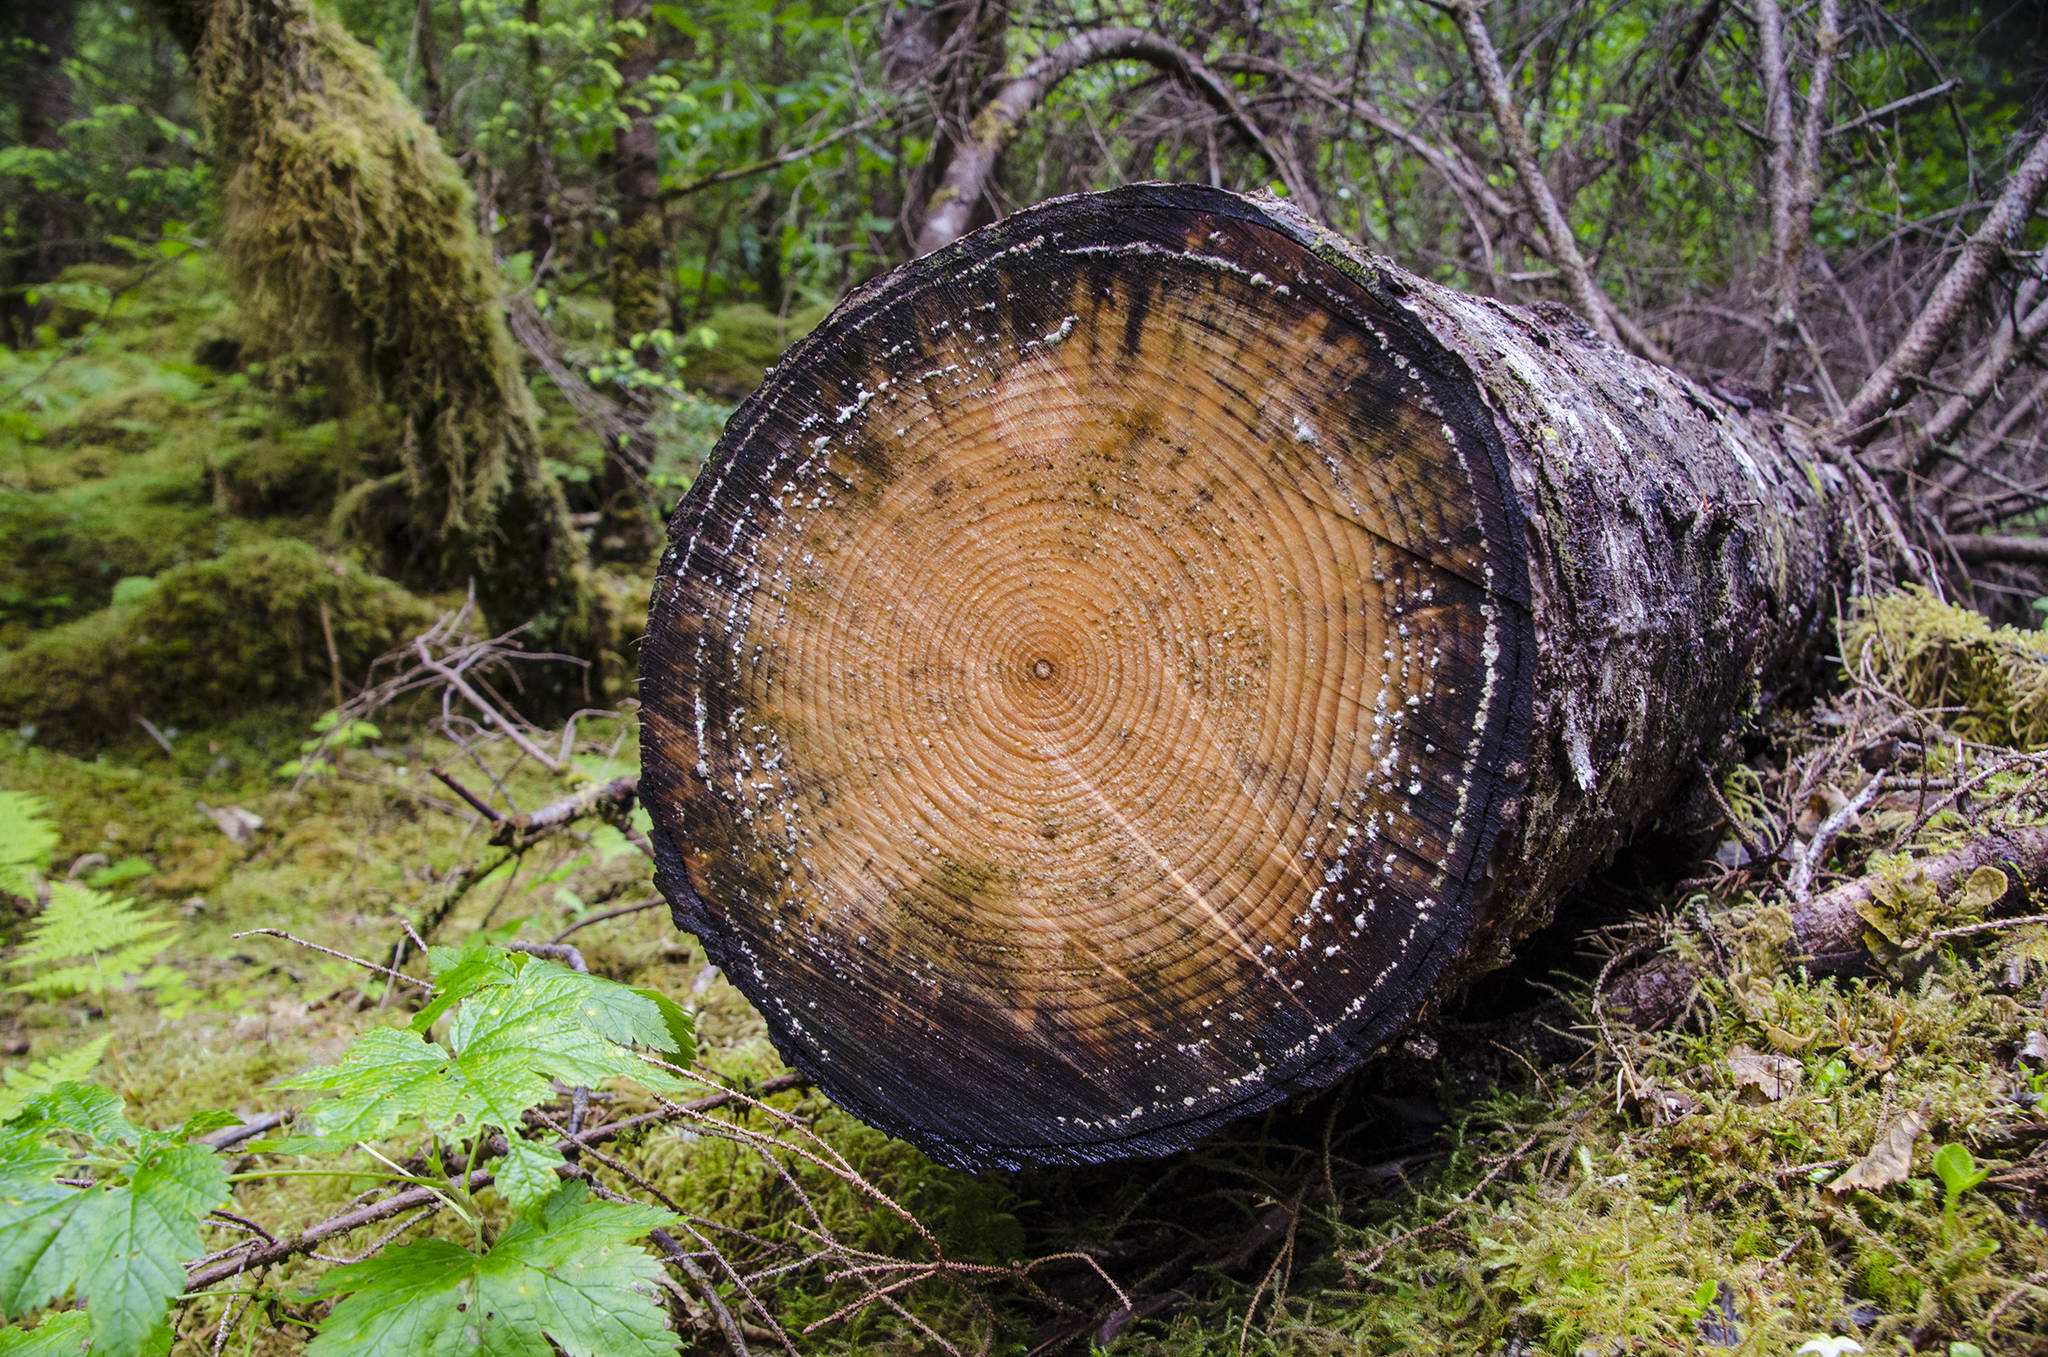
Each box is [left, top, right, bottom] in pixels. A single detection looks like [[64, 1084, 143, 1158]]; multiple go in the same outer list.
[[1727, 1044, 1802, 1101], [1827, 1099, 1930, 1195]]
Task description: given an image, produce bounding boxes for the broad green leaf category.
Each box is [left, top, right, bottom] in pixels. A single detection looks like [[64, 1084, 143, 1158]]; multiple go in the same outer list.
[[0, 1311, 90, 1355], [0, 1085, 230, 1357], [308, 1184, 678, 1357], [1933, 1142, 1989, 1198], [288, 954, 690, 1211]]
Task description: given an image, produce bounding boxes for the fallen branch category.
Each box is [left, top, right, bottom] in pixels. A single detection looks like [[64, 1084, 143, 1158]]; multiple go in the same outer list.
[[183, 1073, 810, 1291], [489, 773, 642, 850], [1830, 129, 2048, 447], [1610, 822, 2048, 1029]]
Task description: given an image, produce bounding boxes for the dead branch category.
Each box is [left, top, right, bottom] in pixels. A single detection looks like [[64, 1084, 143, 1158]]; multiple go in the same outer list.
[[1611, 821, 2048, 1030], [1452, 0, 1624, 351], [182, 1073, 810, 1292], [1912, 280, 2048, 483], [489, 773, 641, 850], [1831, 129, 2048, 448], [914, 27, 1306, 255], [1945, 533, 2048, 566]]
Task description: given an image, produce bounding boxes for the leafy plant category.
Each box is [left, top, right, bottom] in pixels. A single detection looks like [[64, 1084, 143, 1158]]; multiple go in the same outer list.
[[282, 938, 694, 1212], [0, 1083, 231, 1357], [307, 1183, 680, 1357]]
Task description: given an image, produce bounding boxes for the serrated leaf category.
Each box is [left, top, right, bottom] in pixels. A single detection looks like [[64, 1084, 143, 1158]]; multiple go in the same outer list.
[[0, 1310, 91, 1355], [287, 958, 688, 1211], [0, 1086, 230, 1357], [308, 1184, 678, 1357]]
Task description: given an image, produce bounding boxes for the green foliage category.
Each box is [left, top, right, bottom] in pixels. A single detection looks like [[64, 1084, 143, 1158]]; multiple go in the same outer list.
[[0, 788, 59, 896], [0, 539, 437, 747], [284, 939, 693, 1212], [0, 1083, 231, 1357], [308, 1183, 679, 1357], [5, 880, 177, 999], [1842, 586, 2048, 749]]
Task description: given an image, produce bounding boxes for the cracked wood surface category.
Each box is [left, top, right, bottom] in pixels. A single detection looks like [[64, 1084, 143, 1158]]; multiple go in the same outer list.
[[641, 185, 1853, 1171]]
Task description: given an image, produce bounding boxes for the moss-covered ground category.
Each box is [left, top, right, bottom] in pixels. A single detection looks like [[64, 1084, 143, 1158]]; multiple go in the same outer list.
[[4, 261, 2047, 1356]]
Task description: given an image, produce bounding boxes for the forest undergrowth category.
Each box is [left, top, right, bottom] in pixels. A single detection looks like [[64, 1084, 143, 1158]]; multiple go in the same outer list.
[[5, 257, 2048, 1357]]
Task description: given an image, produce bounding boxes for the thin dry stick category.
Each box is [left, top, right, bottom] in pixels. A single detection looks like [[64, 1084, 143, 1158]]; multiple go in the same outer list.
[[1833, 128, 2048, 446], [318, 600, 344, 712], [1786, 773, 1883, 902], [1453, 0, 1624, 351], [233, 929, 433, 991]]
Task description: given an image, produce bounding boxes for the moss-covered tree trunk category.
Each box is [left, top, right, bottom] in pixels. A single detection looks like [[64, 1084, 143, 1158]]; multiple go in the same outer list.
[[639, 185, 1864, 1171], [595, 0, 665, 563], [159, 0, 600, 670]]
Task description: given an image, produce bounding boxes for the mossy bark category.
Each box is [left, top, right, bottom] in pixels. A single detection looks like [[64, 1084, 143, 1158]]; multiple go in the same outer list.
[[159, 0, 601, 674]]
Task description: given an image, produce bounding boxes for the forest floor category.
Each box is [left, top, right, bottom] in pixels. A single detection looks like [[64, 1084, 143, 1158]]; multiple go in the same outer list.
[[3, 260, 2047, 1356]]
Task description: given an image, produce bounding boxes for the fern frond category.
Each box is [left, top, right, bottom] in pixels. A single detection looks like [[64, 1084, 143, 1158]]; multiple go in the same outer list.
[[0, 790, 58, 898], [7, 882, 176, 997]]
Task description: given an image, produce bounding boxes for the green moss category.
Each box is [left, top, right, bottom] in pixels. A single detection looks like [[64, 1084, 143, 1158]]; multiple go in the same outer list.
[[0, 540, 437, 746], [680, 302, 828, 400], [192, 0, 596, 661], [1842, 587, 2048, 748]]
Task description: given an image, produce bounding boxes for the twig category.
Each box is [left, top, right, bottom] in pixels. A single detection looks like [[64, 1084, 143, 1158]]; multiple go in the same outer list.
[[1830, 129, 2048, 446], [135, 715, 175, 756], [552, 896, 664, 943], [490, 774, 639, 849], [1927, 912, 2048, 943], [506, 940, 588, 973], [318, 600, 344, 712], [235, 929, 433, 991], [1786, 774, 1882, 902]]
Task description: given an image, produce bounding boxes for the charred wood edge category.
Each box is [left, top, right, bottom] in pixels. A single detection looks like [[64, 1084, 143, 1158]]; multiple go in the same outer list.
[[913, 27, 1307, 255], [181, 1073, 811, 1293], [646, 183, 1539, 1171], [1607, 822, 2048, 1030]]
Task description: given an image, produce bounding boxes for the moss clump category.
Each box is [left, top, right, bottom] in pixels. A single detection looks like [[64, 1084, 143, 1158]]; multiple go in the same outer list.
[[680, 302, 828, 400], [0, 540, 436, 746], [1842, 586, 2048, 748], [188, 0, 596, 665]]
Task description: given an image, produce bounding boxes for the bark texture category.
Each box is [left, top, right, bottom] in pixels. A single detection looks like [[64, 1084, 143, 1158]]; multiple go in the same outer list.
[[0, 0, 81, 349], [641, 185, 1856, 1171]]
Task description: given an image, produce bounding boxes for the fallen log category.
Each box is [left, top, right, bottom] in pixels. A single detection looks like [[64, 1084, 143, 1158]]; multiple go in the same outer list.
[[640, 184, 1858, 1171]]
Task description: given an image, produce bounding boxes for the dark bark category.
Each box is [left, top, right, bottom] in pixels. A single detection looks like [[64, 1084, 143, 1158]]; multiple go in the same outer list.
[[1, 0, 81, 350], [640, 185, 1859, 1171], [596, 0, 664, 563]]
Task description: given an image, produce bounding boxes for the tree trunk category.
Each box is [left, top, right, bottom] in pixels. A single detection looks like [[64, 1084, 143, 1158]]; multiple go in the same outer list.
[[595, 0, 665, 563], [0, 0, 81, 350], [639, 185, 1858, 1172], [161, 0, 600, 670]]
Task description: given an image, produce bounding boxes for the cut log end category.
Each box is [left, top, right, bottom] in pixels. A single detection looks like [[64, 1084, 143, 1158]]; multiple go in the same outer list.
[[642, 185, 1536, 1171]]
